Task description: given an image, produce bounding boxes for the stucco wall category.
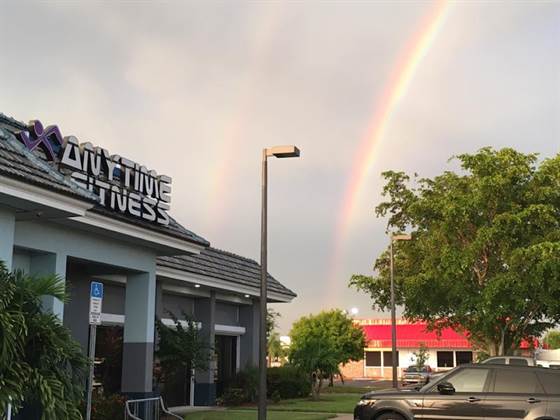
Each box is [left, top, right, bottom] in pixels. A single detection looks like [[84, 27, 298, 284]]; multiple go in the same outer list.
[[215, 302, 240, 325], [14, 219, 157, 273], [162, 292, 195, 318]]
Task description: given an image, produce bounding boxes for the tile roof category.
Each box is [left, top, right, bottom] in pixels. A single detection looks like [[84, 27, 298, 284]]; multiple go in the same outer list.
[[157, 247, 297, 298], [0, 119, 98, 203]]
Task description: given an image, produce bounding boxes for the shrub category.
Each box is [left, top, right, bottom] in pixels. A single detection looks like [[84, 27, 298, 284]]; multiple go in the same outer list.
[[221, 365, 310, 406], [0, 265, 88, 419], [267, 366, 310, 399], [271, 390, 282, 404], [224, 366, 259, 403], [220, 388, 246, 406], [89, 392, 125, 420]]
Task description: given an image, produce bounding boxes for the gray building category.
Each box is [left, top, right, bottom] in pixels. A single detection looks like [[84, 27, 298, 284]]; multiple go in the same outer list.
[[0, 113, 296, 406]]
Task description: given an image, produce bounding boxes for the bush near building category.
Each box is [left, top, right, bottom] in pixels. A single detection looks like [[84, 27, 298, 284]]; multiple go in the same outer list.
[[267, 366, 311, 399], [220, 366, 311, 406], [0, 263, 88, 420]]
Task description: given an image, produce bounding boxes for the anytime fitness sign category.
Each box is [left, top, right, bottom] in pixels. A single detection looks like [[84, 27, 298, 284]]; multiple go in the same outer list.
[[16, 120, 172, 226]]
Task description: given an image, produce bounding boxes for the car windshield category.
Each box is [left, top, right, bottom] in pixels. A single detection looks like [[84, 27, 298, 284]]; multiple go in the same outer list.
[[407, 366, 428, 372]]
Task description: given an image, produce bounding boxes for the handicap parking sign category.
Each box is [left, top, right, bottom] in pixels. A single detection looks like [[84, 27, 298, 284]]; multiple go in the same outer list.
[[90, 282, 103, 299], [89, 281, 104, 325]]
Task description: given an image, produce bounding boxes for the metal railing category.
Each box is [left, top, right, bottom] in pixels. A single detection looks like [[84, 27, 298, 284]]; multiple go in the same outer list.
[[125, 397, 182, 420], [3, 399, 12, 420]]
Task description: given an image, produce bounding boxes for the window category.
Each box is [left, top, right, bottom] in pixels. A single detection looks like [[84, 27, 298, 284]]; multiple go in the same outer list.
[[486, 358, 506, 365], [493, 370, 543, 394], [437, 351, 454, 368], [456, 351, 473, 365], [446, 368, 489, 393], [537, 372, 560, 395], [509, 358, 528, 366], [365, 351, 381, 367], [406, 366, 430, 372], [383, 351, 399, 367]]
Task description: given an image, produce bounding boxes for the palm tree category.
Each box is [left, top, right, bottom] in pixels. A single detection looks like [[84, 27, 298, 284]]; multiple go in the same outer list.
[[268, 332, 286, 367], [0, 262, 88, 420]]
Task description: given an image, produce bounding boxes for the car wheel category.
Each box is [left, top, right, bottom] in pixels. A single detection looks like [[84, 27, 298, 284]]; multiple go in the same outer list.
[[376, 412, 406, 420]]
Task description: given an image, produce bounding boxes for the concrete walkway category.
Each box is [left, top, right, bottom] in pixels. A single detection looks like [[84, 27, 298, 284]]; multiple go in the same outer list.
[[335, 415, 353, 419]]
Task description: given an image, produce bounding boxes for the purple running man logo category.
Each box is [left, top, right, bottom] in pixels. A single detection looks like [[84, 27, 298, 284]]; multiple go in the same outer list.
[[15, 120, 64, 161]]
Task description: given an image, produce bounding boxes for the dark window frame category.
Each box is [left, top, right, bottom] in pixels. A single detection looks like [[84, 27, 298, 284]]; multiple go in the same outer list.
[[383, 351, 400, 367], [437, 351, 454, 368], [365, 351, 382, 367], [456, 351, 473, 365]]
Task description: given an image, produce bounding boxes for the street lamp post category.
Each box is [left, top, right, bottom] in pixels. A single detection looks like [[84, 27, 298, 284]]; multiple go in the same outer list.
[[389, 233, 411, 389], [259, 145, 300, 420]]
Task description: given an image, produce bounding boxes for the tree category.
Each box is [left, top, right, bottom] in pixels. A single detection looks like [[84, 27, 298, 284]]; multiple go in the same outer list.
[[155, 311, 212, 401], [267, 308, 280, 340], [411, 343, 429, 369], [544, 331, 560, 349], [0, 263, 88, 419], [350, 148, 560, 356], [289, 310, 366, 399], [268, 332, 286, 366]]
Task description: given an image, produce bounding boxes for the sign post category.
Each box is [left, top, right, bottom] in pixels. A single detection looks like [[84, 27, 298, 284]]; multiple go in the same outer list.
[[86, 281, 103, 420]]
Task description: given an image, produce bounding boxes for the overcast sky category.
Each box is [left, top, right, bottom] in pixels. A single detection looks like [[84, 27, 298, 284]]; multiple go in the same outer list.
[[1, 1, 559, 333]]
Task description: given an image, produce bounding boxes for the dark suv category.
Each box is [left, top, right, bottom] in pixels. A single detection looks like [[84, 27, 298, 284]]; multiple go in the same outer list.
[[354, 364, 560, 420]]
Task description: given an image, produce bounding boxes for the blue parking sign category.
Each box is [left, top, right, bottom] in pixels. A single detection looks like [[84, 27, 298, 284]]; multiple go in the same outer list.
[[90, 282, 104, 299]]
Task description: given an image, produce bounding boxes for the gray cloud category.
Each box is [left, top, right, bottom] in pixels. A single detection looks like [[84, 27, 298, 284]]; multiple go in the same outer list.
[[1, 1, 558, 333]]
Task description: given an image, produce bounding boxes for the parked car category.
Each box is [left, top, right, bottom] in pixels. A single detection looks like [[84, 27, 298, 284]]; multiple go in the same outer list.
[[354, 364, 560, 420], [401, 365, 433, 386], [481, 356, 536, 366]]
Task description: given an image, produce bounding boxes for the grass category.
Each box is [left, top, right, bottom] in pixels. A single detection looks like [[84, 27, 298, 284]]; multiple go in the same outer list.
[[323, 385, 379, 394], [235, 393, 359, 414], [184, 387, 374, 419], [184, 411, 337, 420]]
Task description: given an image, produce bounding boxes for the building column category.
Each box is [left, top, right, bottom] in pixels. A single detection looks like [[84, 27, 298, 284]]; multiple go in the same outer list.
[[155, 280, 164, 320], [194, 291, 216, 406], [0, 207, 15, 270], [30, 253, 67, 320], [239, 300, 259, 369], [122, 271, 157, 397]]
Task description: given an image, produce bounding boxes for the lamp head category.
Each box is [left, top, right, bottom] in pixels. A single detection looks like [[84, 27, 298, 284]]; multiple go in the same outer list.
[[266, 145, 300, 158]]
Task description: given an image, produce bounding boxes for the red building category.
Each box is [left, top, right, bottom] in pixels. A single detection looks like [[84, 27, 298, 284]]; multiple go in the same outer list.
[[341, 319, 535, 380]]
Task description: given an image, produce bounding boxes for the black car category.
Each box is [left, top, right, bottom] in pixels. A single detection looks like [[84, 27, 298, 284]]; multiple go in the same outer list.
[[354, 364, 560, 420]]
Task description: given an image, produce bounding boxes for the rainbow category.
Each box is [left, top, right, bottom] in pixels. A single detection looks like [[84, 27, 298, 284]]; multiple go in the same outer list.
[[206, 5, 286, 236], [331, 0, 450, 288]]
